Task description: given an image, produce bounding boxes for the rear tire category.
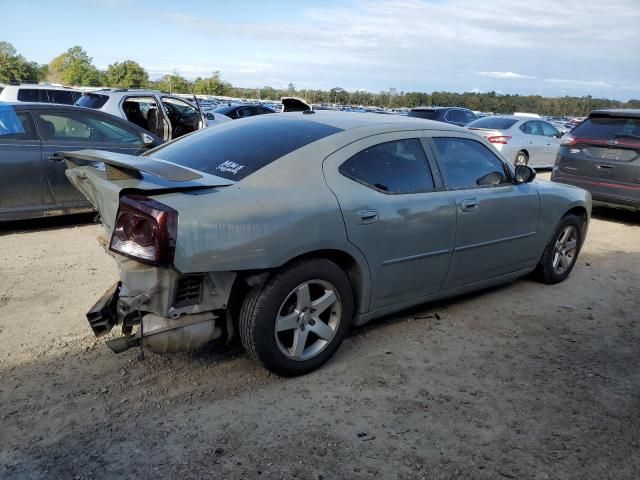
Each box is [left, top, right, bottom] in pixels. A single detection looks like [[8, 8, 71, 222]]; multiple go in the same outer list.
[[535, 214, 584, 284], [239, 258, 354, 376], [515, 151, 529, 166]]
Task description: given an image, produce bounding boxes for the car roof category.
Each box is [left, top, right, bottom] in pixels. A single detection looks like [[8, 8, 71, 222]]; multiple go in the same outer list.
[[277, 110, 469, 132], [410, 106, 468, 111], [590, 109, 640, 118], [0, 84, 79, 91]]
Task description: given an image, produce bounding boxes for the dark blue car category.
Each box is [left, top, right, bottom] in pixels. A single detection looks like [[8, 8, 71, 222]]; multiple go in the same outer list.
[[0, 102, 163, 221], [407, 106, 478, 127]]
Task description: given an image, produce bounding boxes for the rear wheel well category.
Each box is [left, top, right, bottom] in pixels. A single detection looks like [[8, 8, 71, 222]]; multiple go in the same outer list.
[[226, 249, 365, 340]]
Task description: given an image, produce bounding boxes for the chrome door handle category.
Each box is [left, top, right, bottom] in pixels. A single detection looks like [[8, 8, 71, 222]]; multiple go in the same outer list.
[[355, 209, 378, 224], [596, 164, 614, 169], [460, 198, 479, 212]]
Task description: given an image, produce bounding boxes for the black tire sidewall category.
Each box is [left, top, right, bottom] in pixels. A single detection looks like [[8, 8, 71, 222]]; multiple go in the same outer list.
[[539, 214, 583, 284], [243, 259, 354, 376]]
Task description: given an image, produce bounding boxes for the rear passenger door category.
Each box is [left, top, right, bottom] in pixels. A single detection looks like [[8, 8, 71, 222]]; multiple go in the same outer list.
[[429, 135, 540, 290], [323, 133, 457, 310], [0, 108, 52, 218], [34, 109, 148, 206]]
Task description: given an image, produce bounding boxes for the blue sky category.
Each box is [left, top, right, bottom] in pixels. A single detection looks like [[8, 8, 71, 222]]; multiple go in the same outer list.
[[2, 0, 639, 100]]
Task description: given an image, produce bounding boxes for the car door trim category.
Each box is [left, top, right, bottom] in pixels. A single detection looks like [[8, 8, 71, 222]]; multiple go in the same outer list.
[[381, 247, 453, 266], [454, 231, 537, 252]]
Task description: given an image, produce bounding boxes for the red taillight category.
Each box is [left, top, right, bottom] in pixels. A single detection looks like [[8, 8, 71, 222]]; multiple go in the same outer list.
[[561, 134, 577, 147], [109, 196, 178, 266], [487, 135, 511, 144]]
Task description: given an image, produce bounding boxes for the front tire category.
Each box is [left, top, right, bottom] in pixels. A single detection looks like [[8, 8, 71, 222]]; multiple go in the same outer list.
[[239, 258, 354, 376], [535, 214, 584, 284]]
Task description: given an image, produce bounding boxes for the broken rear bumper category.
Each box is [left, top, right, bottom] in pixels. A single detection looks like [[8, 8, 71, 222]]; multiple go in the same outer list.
[[86, 282, 120, 336]]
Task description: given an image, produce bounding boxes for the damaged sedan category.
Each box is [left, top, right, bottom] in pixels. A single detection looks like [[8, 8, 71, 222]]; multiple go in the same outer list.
[[62, 112, 591, 376]]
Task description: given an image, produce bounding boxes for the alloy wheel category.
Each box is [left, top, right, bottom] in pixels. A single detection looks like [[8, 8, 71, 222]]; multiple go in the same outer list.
[[552, 226, 578, 275], [274, 280, 342, 361]]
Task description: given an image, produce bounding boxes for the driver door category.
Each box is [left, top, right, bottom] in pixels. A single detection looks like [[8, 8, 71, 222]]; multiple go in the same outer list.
[[160, 96, 201, 139]]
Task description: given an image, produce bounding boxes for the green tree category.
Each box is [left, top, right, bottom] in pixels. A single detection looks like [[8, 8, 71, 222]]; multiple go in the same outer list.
[[105, 60, 149, 88], [192, 71, 230, 95], [153, 72, 192, 93], [0, 41, 47, 84], [47, 46, 104, 86]]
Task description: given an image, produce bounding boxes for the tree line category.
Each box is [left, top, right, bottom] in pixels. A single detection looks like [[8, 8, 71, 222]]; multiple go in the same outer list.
[[1, 42, 638, 116]]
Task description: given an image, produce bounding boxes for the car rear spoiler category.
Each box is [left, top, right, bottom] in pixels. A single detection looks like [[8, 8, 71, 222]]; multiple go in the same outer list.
[[57, 149, 203, 182]]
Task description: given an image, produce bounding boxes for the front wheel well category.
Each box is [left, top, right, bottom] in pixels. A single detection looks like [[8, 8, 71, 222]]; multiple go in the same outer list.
[[565, 206, 588, 225]]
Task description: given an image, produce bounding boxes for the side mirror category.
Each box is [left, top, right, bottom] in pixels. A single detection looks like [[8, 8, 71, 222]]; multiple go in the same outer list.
[[141, 133, 155, 146], [514, 165, 536, 184], [206, 112, 215, 121]]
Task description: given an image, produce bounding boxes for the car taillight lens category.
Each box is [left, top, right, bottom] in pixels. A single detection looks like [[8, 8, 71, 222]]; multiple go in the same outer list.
[[561, 134, 577, 146], [109, 196, 178, 266], [487, 135, 511, 144]]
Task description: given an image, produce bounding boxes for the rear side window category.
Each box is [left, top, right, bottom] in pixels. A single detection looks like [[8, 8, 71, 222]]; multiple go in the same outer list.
[[17, 89, 48, 103], [75, 93, 109, 109], [339, 138, 435, 194], [433, 137, 509, 190], [0, 106, 36, 140], [47, 89, 76, 105], [34, 111, 141, 144], [467, 117, 518, 130], [408, 109, 439, 120], [446, 110, 467, 123], [572, 116, 640, 140], [148, 116, 342, 180]]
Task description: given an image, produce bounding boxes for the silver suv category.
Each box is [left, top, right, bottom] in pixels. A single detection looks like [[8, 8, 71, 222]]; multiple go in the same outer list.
[[75, 89, 230, 141], [0, 84, 82, 105]]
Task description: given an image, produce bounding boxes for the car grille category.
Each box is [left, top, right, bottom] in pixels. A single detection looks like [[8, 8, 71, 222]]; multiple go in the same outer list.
[[173, 276, 203, 308]]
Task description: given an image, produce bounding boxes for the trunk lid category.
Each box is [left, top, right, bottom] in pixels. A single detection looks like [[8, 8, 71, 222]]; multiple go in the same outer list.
[[61, 149, 234, 233]]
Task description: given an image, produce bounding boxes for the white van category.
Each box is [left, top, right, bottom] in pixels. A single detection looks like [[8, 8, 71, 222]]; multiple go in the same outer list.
[[0, 84, 82, 105]]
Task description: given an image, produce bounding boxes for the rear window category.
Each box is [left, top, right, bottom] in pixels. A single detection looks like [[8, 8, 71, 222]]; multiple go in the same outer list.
[[467, 117, 518, 130], [408, 109, 439, 120], [147, 116, 342, 180], [572, 116, 640, 140], [76, 93, 109, 109]]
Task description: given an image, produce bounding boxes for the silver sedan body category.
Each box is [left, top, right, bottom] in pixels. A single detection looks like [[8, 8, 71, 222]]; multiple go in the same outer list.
[[467, 115, 564, 168], [63, 112, 591, 375]]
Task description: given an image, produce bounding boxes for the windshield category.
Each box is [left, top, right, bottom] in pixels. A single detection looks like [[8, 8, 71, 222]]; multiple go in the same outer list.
[[147, 116, 342, 181], [467, 117, 518, 130], [572, 116, 640, 139], [75, 93, 109, 109]]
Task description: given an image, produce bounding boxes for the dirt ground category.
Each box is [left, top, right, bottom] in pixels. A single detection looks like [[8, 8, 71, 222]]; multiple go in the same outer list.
[[1, 186, 639, 479]]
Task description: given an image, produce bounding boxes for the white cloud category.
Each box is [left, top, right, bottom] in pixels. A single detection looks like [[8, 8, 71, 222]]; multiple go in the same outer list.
[[477, 71, 536, 80], [544, 78, 613, 88]]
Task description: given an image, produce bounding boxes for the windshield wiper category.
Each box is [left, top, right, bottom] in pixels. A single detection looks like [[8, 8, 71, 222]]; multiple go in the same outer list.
[[613, 133, 640, 140]]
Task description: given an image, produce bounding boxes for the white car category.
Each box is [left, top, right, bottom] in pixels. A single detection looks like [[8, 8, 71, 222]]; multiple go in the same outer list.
[[0, 84, 81, 105], [467, 115, 564, 168], [75, 89, 231, 142]]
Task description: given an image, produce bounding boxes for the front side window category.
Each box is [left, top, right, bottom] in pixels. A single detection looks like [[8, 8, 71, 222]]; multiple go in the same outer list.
[[162, 97, 198, 116], [540, 121, 559, 137], [339, 138, 435, 194], [35, 111, 141, 144], [432, 137, 509, 190], [0, 106, 36, 140]]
